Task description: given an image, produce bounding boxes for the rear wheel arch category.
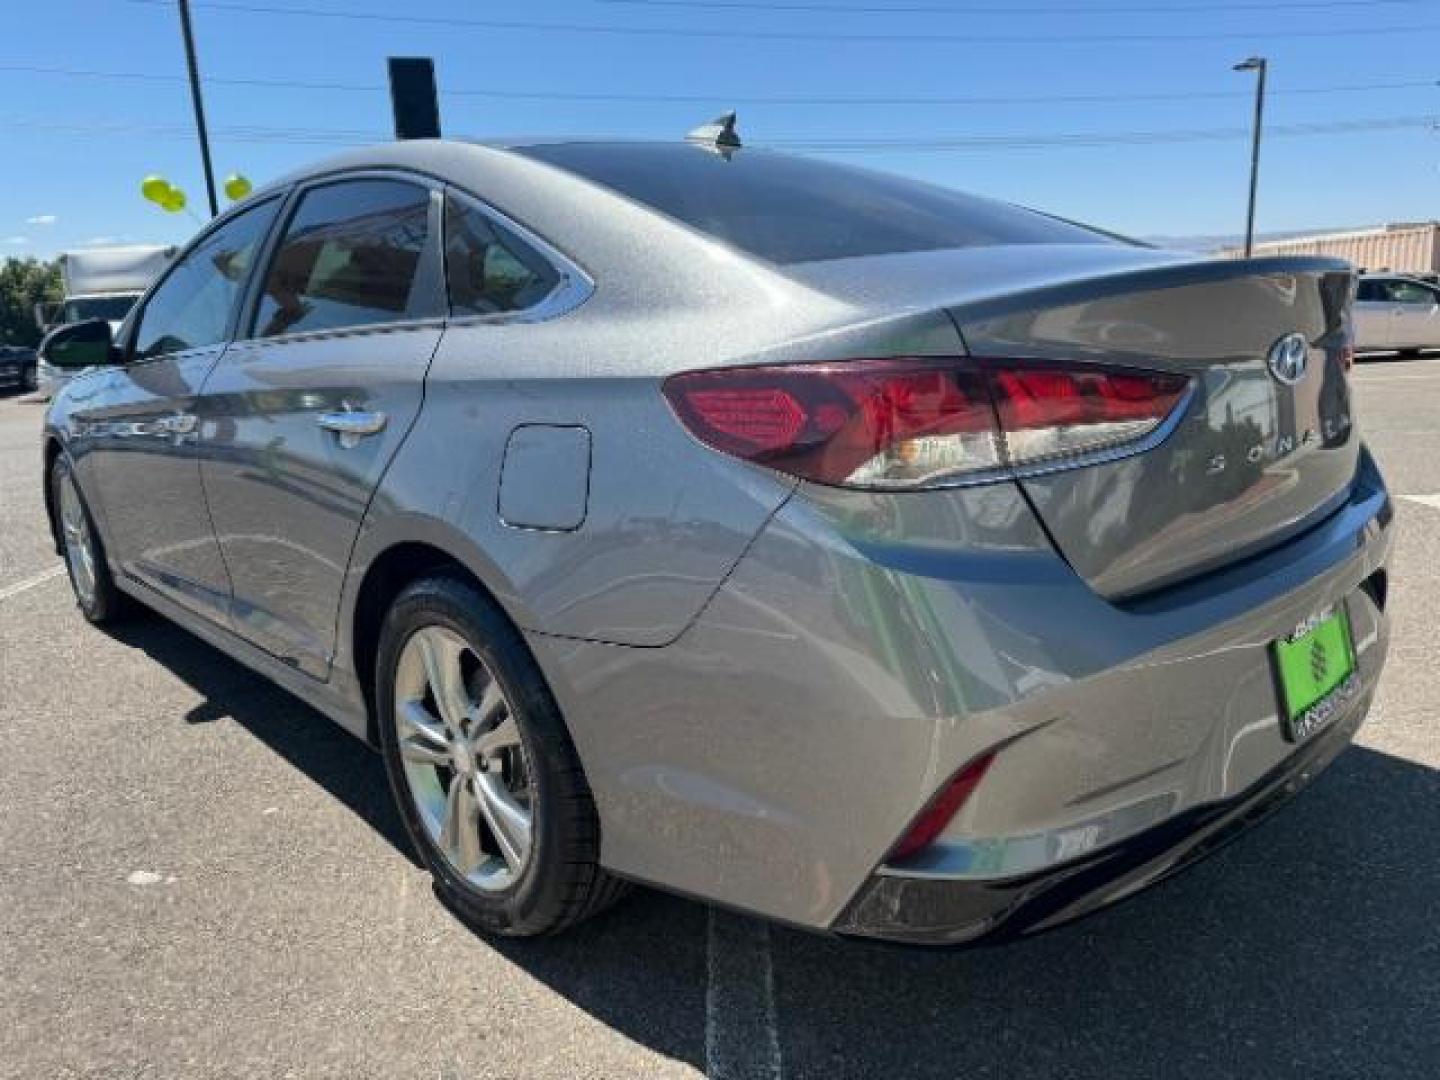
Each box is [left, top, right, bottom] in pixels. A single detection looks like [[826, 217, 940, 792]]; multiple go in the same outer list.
[[349, 540, 539, 746]]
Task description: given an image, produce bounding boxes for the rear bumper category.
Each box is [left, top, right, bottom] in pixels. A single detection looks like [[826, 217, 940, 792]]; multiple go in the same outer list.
[[529, 448, 1393, 935], [833, 688, 1371, 944]]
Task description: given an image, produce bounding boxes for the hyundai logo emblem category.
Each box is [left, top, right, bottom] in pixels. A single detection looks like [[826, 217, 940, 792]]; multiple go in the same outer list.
[[1267, 332, 1309, 385]]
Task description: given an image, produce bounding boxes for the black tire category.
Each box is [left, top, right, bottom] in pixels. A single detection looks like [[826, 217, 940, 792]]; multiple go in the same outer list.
[[375, 574, 629, 936], [22, 361, 38, 393], [49, 456, 132, 625]]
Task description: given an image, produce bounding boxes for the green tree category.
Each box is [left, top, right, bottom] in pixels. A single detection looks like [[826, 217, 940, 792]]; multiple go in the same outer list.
[[0, 257, 62, 347]]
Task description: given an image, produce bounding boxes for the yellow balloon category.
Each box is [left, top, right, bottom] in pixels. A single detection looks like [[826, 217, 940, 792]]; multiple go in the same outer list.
[[161, 189, 187, 213], [223, 173, 253, 201], [141, 174, 172, 205]]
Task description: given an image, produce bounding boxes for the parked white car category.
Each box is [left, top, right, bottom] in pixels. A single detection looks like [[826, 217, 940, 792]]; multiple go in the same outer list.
[[1354, 274, 1440, 354]]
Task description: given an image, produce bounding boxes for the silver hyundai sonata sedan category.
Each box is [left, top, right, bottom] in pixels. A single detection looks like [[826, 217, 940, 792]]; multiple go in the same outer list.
[[38, 137, 1391, 943]]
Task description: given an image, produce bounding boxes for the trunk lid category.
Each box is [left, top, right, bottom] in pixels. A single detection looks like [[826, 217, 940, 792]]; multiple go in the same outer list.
[[952, 253, 1358, 598]]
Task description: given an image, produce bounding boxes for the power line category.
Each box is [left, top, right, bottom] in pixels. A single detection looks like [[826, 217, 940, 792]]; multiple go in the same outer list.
[[4, 113, 1433, 152], [780, 114, 1439, 150], [121, 0, 1440, 44], [0, 62, 1434, 109], [595, 0, 1430, 14]]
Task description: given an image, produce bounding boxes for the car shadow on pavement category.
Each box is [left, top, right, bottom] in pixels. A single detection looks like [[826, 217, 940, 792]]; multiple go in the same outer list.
[[113, 615, 1439, 1078], [110, 615, 418, 867]]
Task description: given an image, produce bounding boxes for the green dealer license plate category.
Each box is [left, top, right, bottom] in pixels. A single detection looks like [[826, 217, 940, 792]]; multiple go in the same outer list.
[[1272, 606, 1359, 743]]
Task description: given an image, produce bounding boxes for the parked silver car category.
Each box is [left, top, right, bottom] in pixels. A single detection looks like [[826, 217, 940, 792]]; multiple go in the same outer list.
[[39, 139, 1391, 943], [1354, 273, 1440, 354]]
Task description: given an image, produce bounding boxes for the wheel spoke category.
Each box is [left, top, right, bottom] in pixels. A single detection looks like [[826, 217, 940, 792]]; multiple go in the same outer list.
[[398, 701, 451, 766], [474, 678, 506, 727], [473, 715, 520, 760], [415, 628, 471, 737], [439, 778, 484, 875], [476, 772, 532, 872]]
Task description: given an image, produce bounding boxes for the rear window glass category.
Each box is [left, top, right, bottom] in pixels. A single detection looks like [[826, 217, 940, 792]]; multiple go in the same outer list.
[[513, 143, 1119, 264]]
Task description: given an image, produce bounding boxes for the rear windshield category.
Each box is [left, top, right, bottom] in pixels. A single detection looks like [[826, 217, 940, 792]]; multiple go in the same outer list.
[[513, 143, 1119, 265]]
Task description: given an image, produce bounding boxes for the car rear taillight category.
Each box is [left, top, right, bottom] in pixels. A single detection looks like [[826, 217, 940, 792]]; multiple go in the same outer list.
[[663, 358, 1190, 490], [889, 753, 995, 862]]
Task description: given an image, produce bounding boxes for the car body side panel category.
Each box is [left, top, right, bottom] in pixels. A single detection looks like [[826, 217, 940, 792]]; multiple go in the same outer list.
[[1395, 295, 1440, 349], [1353, 299, 1394, 351], [373, 364, 794, 648], [386, 294, 963, 647], [60, 351, 234, 624], [525, 481, 1055, 926], [199, 326, 441, 676]]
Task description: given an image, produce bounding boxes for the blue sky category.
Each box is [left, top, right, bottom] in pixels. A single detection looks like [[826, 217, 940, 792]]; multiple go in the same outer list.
[[2, 0, 1437, 257]]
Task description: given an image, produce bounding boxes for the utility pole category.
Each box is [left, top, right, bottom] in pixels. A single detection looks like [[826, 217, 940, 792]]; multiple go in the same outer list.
[[1233, 55, 1267, 258], [176, 0, 219, 217]]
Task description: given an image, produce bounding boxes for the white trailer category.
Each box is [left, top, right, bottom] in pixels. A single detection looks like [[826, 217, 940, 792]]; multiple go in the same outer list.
[[36, 245, 175, 396], [47, 245, 175, 332]]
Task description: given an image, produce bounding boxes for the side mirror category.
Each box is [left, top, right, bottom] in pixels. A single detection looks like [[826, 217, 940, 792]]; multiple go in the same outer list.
[[38, 318, 116, 371]]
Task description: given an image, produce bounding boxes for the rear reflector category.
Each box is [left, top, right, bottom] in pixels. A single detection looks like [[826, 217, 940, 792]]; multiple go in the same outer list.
[[889, 753, 995, 862], [663, 357, 1190, 490]]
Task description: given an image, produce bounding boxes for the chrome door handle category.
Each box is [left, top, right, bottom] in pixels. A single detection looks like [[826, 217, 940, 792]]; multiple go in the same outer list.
[[318, 408, 387, 449]]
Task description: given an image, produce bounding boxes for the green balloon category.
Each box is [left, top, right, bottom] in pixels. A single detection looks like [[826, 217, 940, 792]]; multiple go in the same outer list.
[[223, 173, 253, 201], [161, 188, 187, 213], [141, 175, 172, 205]]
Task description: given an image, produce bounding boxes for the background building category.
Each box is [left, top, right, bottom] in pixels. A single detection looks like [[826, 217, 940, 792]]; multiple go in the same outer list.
[[1219, 222, 1440, 274]]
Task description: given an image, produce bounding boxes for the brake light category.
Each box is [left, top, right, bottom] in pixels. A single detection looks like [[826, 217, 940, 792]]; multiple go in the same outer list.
[[663, 358, 1190, 490], [889, 753, 995, 862]]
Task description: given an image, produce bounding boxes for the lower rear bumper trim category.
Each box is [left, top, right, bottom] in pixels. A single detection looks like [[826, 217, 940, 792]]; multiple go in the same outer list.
[[831, 696, 1368, 946]]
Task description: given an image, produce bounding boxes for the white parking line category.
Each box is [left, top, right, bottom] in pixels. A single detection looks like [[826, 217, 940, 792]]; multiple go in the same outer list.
[[706, 909, 782, 1080], [0, 564, 64, 602], [1400, 493, 1440, 511]]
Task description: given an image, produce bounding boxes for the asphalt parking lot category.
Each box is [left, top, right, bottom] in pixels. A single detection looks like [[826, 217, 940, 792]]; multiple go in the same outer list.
[[1, 360, 1437, 1080]]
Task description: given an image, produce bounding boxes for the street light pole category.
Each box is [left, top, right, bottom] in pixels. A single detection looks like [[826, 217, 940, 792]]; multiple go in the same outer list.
[[176, 0, 219, 217], [1233, 55, 1267, 258]]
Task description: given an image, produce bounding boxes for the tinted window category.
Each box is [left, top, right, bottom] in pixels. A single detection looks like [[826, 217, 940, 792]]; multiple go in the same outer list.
[[514, 143, 1117, 264], [133, 199, 278, 359], [1356, 280, 1385, 302], [445, 194, 561, 316], [255, 179, 437, 338], [1390, 280, 1437, 305]]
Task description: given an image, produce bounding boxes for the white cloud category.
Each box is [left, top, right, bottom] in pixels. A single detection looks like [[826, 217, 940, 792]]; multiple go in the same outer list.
[[80, 236, 121, 246], [2, 236, 29, 245], [25, 214, 57, 226]]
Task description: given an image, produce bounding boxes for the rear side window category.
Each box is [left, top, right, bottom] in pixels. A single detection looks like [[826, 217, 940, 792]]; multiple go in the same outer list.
[[514, 143, 1118, 265], [254, 179, 438, 338], [133, 198, 277, 359], [444, 193, 561, 316], [1389, 280, 1438, 305]]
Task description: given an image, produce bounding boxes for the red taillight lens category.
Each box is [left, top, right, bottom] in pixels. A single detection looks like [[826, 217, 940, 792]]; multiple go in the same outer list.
[[993, 366, 1190, 465], [663, 357, 1189, 490], [889, 753, 994, 862]]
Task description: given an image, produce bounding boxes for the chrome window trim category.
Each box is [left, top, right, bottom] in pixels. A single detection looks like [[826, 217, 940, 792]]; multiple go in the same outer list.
[[441, 186, 595, 326], [229, 316, 449, 351]]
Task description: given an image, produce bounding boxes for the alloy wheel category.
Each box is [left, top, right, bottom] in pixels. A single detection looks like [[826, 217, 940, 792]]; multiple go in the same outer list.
[[392, 625, 534, 892], [59, 475, 97, 607]]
